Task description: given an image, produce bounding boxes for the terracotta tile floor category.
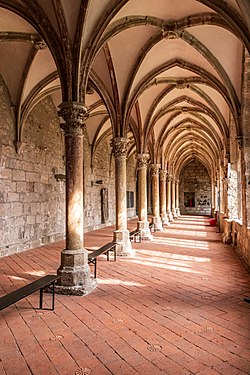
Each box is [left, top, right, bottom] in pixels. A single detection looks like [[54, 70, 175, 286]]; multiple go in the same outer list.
[[0, 216, 250, 375]]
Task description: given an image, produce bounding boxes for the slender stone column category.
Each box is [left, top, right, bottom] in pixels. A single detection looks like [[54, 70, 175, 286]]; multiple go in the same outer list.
[[160, 170, 169, 225], [151, 164, 163, 231], [111, 138, 134, 256], [167, 175, 173, 221], [175, 179, 180, 217], [137, 154, 152, 239], [56, 102, 96, 295], [171, 177, 177, 218], [211, 178, 216, 217]]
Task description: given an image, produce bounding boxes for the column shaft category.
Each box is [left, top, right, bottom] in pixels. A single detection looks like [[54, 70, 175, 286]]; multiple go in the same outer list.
[[167, 175, 173, 221], [112, 138, 134, 256], [137, 154, 151, 239], [171, 178, 176, 217], [56, 102, 95, 295], [160, 170, 169, 224], [175, 180, 180, 217], [151, 164, 163, 230]]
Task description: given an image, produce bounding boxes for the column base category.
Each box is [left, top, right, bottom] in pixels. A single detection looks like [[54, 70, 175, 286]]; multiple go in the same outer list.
[[55, 248, 96, 295], [172, 209, 178, 218], [175, 208, 180, 217], [167, 211, 174, 222], [137, 220, 153, 240], [161, 213, 170, 226], [152, 216, 163, 231], [114, 230, 135, 256], [222, 219, 233, 244]]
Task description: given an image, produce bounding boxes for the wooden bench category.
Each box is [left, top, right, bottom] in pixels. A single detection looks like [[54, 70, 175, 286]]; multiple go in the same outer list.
[[88, 241, 116, 278], [0, 274, 61, 312], [130, 229, 142, 243]]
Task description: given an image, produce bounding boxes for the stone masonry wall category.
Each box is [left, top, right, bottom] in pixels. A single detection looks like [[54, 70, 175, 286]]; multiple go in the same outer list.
[[0, 75, 65, 257], [90, 140, 115, 229], [127, 153, 137, 218], [179, 159, 211, 216]]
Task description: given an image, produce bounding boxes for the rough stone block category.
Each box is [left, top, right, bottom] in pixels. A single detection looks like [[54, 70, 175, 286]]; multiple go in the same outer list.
[[0, 168, 12, 179], [10, 202, 23, 216], [12, 170, 25, 181], [7, 193, 19, 202], [26, 172, 40, 182]]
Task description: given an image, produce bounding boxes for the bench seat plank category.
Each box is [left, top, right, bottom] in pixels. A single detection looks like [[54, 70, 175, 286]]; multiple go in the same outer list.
[[88, 241, 116, 278], [0, 274, 60, 311]]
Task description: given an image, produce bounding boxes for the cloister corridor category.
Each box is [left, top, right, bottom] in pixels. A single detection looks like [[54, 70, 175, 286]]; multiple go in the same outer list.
[[0, 216, 250, 375]]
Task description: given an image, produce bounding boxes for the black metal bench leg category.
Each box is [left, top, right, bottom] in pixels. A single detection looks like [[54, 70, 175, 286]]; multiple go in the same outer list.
[[94, 259, 97, 278], [52, 281, 55, 310], [39, 287, 43, 309]]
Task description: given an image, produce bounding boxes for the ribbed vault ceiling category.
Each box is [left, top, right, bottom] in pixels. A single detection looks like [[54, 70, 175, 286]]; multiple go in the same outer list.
[[0, 0, 249, 178]]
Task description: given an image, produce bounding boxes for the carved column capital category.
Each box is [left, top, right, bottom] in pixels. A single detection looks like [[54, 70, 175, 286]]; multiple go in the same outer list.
[[151, 164, 161, 176], [137, 153, 149, 169], [167, 175, 172, 182], [111, 137, 129, 158], [59, 102, 89, 137], [160, 170, 168, 180]]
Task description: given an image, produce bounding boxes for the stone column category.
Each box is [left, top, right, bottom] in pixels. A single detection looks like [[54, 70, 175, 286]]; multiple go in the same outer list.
[[56, 102, 96, 295], [211, 178, 216, 217], [167, 175, 173, 221], [160, 170, 169, 225], [171, 177, 177, 218], [151, 164, 163, 230], [111, 138, 134, 256], [137, 154, 152, 239], [175, 179, 180, 217], [241, 50, 250, 228]]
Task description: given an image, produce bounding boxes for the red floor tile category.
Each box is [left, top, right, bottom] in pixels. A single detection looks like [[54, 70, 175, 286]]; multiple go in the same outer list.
[[0, 215, 250, 374]]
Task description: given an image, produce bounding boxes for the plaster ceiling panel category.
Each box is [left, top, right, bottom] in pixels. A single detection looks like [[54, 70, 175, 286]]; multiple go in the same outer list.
[[137, 84, 169, 124], [90, 105, 108, 114], [97, 119, 112, 140], [86, 90, 102, 108], [40, 78, 60, 93], [82, 0, 111, 47], [50, 90, 62, 109], [92, 48, 113, 100], [23, 49, 57, 104], [194, 83, 230, 124], [35, 0, 60, 37], [196, 113, 224, 141], [0, 42, 31, 104], [112, 0, 213, 24], [156, 67, 199, 79], [60, 0, 81, 41], [86, 112, 107, 144], [0, 8, 35, 32], [108, 25, 156, 98], [153, 114, 171, 141], [188, 25, 243, 99], [131, 38, 221, 94], [153, 87, 209, 114]]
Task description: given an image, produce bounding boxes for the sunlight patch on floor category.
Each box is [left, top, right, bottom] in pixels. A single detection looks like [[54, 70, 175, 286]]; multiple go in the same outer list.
[[8, 275, 26, 281], [27, 270, 46, 276], [152, 237, 209, 250], [98, 278, 146, 287], [127, 258, 202, 274], [138, 249, 210, 263]]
